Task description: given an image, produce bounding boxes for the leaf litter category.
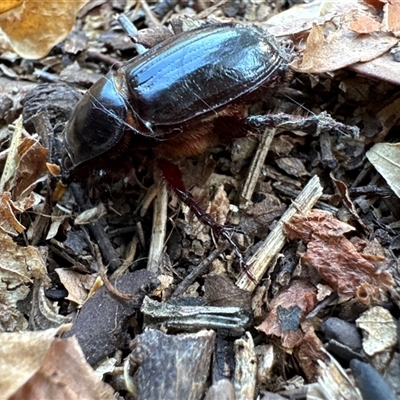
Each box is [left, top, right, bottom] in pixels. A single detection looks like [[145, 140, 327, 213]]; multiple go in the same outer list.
[[0, 0, 400, 399]]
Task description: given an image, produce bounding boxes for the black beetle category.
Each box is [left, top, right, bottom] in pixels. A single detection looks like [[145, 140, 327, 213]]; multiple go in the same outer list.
[[62, 22, 292, 281]]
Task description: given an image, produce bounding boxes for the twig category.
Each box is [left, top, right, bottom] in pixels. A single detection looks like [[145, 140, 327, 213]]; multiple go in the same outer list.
[[171, 243, 229, 299], [240, 127, 276, 208], [147, 183, 168, 273], [236, 175, 323, 292], [70, 183, 121, 271]]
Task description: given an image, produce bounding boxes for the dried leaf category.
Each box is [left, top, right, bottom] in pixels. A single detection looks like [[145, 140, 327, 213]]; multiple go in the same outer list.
[[0, 230, 46, 330], [204, 274, 251, 308], [292, 16, 398, 73], [0, 1, 22, 14], [1, 117, 48, 198], [366, 142, 400, 198], [383, 0, 400, 32], [11, 138, 48, 199], [0, 0, 90, 59], [55, 269, 97, 306], [0, 192, 25, 235], [296, 330, 327, 382], [0, 192, 42, 235], [257, 279, 317, 349], [349, 15, 381, 33], [75, 203, 107, 225], [330, 173, 370, 234], [0, 117, 24, 192], [0, 327, 64, 399], [0, 330, 114, 400], [209, 185, 230, 226], [356, 306, 398, 356], [284, 210, 394, 298]]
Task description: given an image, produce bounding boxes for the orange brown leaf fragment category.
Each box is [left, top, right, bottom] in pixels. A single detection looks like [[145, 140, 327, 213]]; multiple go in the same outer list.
[[0, 192, 26, 235], [0, 0, 89, 59], [349, 15, 381, 33], [0, 0, 22, 13], [284, 210, 394, 298], [296, 330, 327, 382], [257, 279, 317, 349]]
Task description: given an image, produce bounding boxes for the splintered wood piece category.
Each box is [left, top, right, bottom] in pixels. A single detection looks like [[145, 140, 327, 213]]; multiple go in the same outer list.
[[240, 127, 276, 207], [236, 174, 323, 292], [147, 182, 168, 274], [128, 329, 215, 400], [233, 332, 257, 400]]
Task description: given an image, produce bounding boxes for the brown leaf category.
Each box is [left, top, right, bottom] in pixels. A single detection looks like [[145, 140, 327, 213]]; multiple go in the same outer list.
[[204, 274, 251, 308], [55, 269, 97, 306], [0, 230, 46, 330], [2, 332, 115, 400], [383, 0, 400, 32], [363, 0, 385, 9], [0, 0, 90, 59], [284, 209, 355, 243], [284, 210, 394, 297], [0, 192, 41, 235], [0, 192, 25, 235], [0, 327, 63, 399], [296, 330, 327, 382], [257, 280, 317, 349], [11, 137, 49, 199], [349, 15, 381, 33], [331, 173, 370, 234], [209, 184, 230, 226], [292, 16, 398, 73]]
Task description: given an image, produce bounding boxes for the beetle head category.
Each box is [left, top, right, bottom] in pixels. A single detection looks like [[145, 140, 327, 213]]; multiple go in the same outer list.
[[62, 75, 128, 182]]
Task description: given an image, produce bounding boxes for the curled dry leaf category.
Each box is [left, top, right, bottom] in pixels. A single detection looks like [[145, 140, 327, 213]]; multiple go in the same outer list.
[[330, 173, 370, 234], [0, 330, 114, 400], [257, 279, 317, 349], [284, 210, 394, 298], [363, 0, 384, 9], [0, 230, 46, 331], [0, 118, 49, 235], [55, 269, 97, 306], [0, 0, 89, 59], [0, 192, 26, 235], [10, 137, 48, 199], [267, 0, 400, 83], [292, 21, 397, 73]]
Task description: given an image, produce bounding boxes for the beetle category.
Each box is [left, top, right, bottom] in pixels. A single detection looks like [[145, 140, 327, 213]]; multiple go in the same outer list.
[[62, 22, 292, 281]]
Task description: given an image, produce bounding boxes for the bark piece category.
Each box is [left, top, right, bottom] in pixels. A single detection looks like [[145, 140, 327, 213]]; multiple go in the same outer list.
[[142, 296, 251, 335], [129, 329, 215, 400]]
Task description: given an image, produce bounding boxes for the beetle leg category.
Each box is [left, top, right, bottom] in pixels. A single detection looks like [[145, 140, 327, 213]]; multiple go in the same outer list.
[[157, 159, 257, 284]]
